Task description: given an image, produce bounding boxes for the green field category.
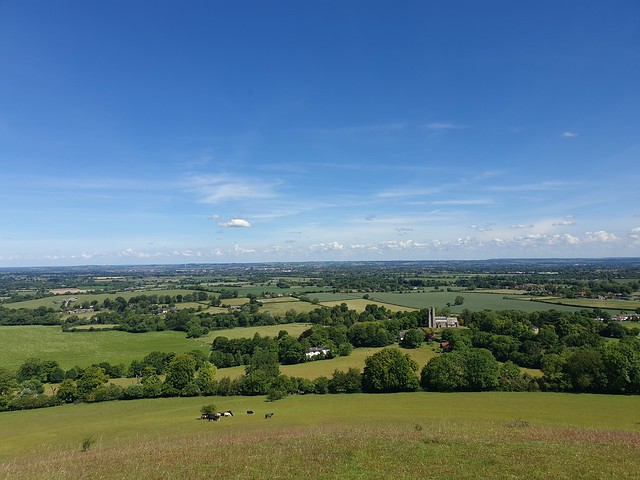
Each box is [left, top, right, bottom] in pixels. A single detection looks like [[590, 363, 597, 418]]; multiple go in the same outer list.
[[320, 298, 416, 313], [0, 392, 638, 478], [308, 292, 364, 302], [199, 323, 313, 344], [1, 323, 332, 371], [0, 326, 210, 370], [3, 288, 204, 310], [259, 299, 322, 316], [532, 297, 640, 311], [366, 291, 582, 313]]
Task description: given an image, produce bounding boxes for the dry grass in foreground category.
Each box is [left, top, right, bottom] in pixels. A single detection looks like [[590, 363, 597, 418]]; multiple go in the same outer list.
[[2, 421, 639, 480]]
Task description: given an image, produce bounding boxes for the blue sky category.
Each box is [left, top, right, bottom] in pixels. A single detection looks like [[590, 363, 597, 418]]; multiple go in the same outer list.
[[1, 1, 639, 266]]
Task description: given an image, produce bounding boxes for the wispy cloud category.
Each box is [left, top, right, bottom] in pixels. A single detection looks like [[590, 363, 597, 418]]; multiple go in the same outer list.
[[509, 224, 534, 229], [432, 199, 492, 206], [470, 223, 494, 232], [563, 131, 579, 138], [489, 181, 582, 192], [172, 250, 203, 257], [377, 187, 441, 199], [303, 122, 407, 136], [424, 122, 468, 132], [395, 227, 414, 236], [552, 215, 576, 227], [120, 248, 163, 258], [187, 174, 278, 203]]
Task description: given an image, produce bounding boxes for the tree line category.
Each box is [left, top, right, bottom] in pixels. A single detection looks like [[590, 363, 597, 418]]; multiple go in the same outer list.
[[2, 301, 640, 412]]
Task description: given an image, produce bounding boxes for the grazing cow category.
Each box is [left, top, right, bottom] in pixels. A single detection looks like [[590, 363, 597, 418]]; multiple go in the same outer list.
[[223, 410, 233, 417], [206, 413, 220, 421], [247, 410, 254, 415], [265, 413, 274, 419]]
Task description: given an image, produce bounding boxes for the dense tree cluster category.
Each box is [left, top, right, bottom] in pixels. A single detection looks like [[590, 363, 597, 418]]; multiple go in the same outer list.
[[0, 306, 61, 325]]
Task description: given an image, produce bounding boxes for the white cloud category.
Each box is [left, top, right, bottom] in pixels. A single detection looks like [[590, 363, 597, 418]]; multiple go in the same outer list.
[[563, 131, 579, 138], [120, 248, 163, 258], [120, 248, 148, 258], [172, 250, 202, 257], [630, 227, 640, 244], [470, 223, 494, 232], [547, 234, 581, 246], [584, 230, 618, 243], [564, 234, 581, 245], [219, 218, 252, 228], [552, 215, 576, 227], [310, 241, 345, 252], [378, 240, 427, 250], [233, 244, 256, 254]]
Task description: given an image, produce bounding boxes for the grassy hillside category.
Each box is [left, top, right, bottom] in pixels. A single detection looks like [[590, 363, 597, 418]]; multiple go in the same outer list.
[[0, 392, 638, 479]]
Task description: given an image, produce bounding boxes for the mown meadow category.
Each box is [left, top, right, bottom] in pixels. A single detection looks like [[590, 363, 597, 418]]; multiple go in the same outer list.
[[1, 392, 638, 479], [0, 324, 328, 371], [0, 326, 210, 371], [308, 290, 583, 313]]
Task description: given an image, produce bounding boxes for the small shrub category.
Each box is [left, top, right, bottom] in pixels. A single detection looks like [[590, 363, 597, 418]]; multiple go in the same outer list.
[[200, 404, 217, 416], [506, 418, 530, 428], [81, 436, 96, 452], [414, 423, 423, 432], [266, 388, 287, 402]]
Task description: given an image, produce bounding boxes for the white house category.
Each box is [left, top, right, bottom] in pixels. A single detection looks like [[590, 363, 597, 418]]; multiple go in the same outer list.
[[305, 347, 330, 359]]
